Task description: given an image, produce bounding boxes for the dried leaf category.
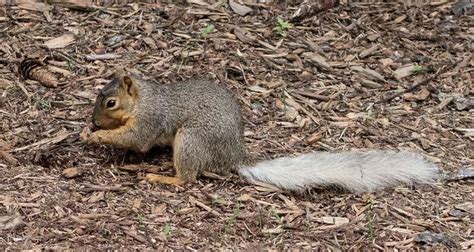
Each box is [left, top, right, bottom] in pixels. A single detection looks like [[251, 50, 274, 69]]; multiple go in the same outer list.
[[143, 37, 157, 50], [152, 203, 167, 215], [229, 0, 252, 16], [44, 34, 75, 49], [18, 2, 52, 12], [460, 240, 474, 250], [62, 167, 82, 178], [0, 214, 24, 230], [0, 150, 18, 165], [237, 194, 252, 202], [414, 231, 454, 246], [262, 226, 284, 234], [49, 0, 95, 11], [247, 85, 270, 95], [132, 198, 142, 209], [88, 191, 105, 203]]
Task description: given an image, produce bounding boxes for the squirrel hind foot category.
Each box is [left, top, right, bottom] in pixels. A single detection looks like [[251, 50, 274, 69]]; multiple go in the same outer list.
[[145, 174, 185, 186]]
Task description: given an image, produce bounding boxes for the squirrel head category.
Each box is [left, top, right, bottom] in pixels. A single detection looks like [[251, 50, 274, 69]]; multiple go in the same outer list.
[[91, 70, 139, 130]]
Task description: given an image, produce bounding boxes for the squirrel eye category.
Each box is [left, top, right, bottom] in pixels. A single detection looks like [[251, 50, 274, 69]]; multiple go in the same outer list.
[[106, 99, 116, 108]]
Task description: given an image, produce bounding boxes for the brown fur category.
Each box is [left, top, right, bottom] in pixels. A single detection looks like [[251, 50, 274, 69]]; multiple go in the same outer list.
[[81, 70, 249, 184]]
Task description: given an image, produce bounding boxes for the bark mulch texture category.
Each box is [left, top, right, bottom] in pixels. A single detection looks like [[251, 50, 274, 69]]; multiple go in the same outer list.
[[0, 1, 473, 250]]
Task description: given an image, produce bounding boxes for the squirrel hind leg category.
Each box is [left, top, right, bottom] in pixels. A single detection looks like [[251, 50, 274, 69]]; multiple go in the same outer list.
[[171, 128, 210, 183], [144, 128, 202, 187]]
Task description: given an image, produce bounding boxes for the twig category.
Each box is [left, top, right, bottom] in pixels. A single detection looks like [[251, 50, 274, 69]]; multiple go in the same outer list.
[[378, 60, 459, 103], [292, 90, 330, 101], [85, 53, 122, 61], [201, 171, 228, 180], [75, 183, 128, 192], [284, 91, 320, 126], [12, 132, 74, 152], [121, 227, 147, 243], [0, 58, 22, 64], [190, 197, 221, 217]]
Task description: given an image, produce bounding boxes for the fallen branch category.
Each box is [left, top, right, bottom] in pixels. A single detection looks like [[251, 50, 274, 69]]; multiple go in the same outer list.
[[378, 60, 459, 103]]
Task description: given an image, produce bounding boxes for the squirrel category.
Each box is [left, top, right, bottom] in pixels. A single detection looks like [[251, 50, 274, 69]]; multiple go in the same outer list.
[[80, 69, 439, 193]]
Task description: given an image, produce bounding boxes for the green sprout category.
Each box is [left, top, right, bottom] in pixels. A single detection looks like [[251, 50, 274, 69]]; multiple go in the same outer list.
[[200, 24, 215, 38], [224, 204, 241, 233], [274, 17, 292, 37], [163, 223, 172, 237], [35, 97, 51, 110]]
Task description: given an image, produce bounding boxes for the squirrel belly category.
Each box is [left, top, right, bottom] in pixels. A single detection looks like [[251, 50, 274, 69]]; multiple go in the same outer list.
[[238, 150, 439, 192]]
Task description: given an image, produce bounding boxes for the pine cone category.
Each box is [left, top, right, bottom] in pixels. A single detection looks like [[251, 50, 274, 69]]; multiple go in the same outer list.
[[19, 58, 59, 88]]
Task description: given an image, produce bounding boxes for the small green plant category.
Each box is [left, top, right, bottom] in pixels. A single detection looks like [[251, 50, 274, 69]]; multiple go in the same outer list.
[[178, 23, 214, 73], [211, 196, 224, 207], [366, 108, 374, 119], [270, 206, 283, 224], [67, 60, 75, 72], [163, 223, 172, 237], [6, 85, 20, 95], [200, 23, 215, 38], [412, 64, 424, 75], [412, 64, 433, 75], [136, 212, 145, 229], [177, 50, 190, 74], [35, 97, 51, 110], [224, 204, 241, 233], [256, 209, 265, 231], [366, 197, 375, 241], [274, 17, 292, 37], [280, 89, 288, 114], [304, 221, 311, 232]]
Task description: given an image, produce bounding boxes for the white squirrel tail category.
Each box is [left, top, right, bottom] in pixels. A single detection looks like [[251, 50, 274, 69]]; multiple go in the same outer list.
[[238, 150, 439, 192]]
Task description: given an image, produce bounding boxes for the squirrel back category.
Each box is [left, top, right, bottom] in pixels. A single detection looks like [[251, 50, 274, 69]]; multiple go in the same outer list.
[[84, 70, 439, 192]]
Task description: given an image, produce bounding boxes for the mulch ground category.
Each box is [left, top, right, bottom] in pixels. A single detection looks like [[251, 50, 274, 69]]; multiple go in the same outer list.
[[0, 1, 473, 250]]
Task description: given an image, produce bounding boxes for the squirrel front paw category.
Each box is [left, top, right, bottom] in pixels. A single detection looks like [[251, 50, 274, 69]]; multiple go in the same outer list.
[[80, 126, 92, 143], [80, 125, 101, 144]]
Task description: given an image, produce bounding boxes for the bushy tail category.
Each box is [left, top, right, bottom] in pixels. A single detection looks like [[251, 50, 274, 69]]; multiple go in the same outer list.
[[238, 150, 439, 192]]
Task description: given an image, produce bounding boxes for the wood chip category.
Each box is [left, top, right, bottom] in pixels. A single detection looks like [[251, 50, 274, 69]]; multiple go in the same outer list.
[[316, 216, 350, 225], [302, 52, 331, 69], [351, 66, 386, 82], [393, 64, 418, 80]]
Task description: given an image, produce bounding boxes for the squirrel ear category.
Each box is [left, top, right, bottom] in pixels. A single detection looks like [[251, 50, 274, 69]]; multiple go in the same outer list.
[[122, 75, 139, 98]]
